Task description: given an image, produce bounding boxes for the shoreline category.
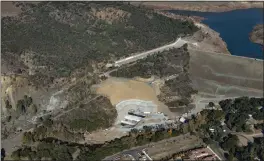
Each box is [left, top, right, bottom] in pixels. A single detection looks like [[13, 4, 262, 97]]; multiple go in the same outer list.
[[249, 24, 264, 46], [132, 2, 263, 13], [156, 7, 263, 59], [156, 11, 231, 55]]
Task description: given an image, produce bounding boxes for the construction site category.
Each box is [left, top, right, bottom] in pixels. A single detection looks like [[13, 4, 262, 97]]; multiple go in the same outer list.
[[95, 77, 177, 128], [116, 99, 167, 127]]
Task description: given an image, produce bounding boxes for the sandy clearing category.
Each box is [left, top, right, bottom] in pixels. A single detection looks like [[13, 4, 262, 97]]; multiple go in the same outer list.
[[134, 76, 155, 83], [1, 2, 22, 17], [82, 127, 128, 144], [96, 77, 174, 117], [96, 77, 160, 105], [237, 135, 249, 147]]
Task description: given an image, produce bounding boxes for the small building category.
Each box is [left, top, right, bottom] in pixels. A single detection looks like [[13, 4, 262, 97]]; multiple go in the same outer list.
[[124, 115, 142, 122], [128, 109, 146, 118], [209, 128, 215, 132], [144, 111, 151, 115], [179, 117, 186, 123], [221, 120, 225, 126], [121, 115, 142, 127], [105, 63, 113, 68]]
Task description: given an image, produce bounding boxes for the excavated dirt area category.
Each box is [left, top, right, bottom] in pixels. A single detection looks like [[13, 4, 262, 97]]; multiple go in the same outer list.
[[96, 77, 158, 105], [82, 78, 175, 144], [96, 77, 174, 117]]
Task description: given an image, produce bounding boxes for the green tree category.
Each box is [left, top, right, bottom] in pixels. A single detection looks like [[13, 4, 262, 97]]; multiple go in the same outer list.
[[143, 126, 152, 133], [22, 132, 34, 144], [208, 102, 215, 108], [43, 118, 53, 127], [188, 119, 195, 132], [24, 95, 33, 107], [221, 134, 238, 152], [16, 100, 26, 113], [227, 153, 234, 161], [11, 149, 21, 160], [29, 104, 38, 114], [130, 128, 138, 135], [5, 100, 12, 109], [6, 115, 12, 122], [180, 123, 189, 134]]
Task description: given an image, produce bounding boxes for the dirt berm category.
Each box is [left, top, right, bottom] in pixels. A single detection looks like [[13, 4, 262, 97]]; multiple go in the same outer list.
[[188, 48, 263, 97]]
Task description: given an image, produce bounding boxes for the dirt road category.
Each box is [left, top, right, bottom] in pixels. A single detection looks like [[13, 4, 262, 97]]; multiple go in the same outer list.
[[114, 38, 187, 66]]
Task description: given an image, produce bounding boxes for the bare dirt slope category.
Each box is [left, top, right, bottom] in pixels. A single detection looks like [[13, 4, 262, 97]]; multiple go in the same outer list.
[[188, 48, 263, 98], [96, 77, 174, 117], [96, 78, 158, 105], [1, 2, 22, 17], [133, 2, 263, 12], [185, 23, 230, 54]]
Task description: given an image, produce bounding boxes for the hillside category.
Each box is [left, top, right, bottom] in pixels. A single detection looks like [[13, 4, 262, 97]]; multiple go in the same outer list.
[[2, 2, 198, 85], [3, 2, 263, 161], [1, 1, 199, 157], [110, 45, 197, 106], [133, 2, 264, 12], [250, 24, 263, 45]]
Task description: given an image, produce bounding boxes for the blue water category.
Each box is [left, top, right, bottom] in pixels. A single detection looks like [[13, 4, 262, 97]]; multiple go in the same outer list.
[[170, 8, 264, 59]]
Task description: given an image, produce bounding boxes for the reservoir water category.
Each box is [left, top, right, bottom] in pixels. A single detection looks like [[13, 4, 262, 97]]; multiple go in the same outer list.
[[170, 8, 264, 59]]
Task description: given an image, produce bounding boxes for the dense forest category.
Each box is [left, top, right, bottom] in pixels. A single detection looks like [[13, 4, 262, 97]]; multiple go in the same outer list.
[[219, 97, 264, 132], [197, 97, 264, 161], [2, 2, 198, 86], [220, 135, 264, 161]]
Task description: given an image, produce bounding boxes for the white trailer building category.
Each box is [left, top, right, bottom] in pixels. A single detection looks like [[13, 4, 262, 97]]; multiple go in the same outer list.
[[124, 115, 142, 122]]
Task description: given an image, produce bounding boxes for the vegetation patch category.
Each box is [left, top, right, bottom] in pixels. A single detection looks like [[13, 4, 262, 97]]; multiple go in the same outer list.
[[219, 97, 264, 132], [58, 96, 117, 132], [12, 97, 264, 161], [2, 2, 198, 87], [249, 24, 263, 45], [110, 45, 189, 78], [110, 45, 197, 106]]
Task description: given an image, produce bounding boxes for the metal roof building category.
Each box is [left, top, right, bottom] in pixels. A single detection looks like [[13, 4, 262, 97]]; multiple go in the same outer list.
[[124, 115, 142, 122]]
